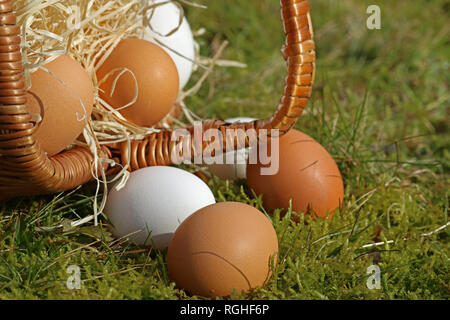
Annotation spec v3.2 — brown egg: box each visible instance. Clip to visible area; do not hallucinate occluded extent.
[96,38,179,127]
[27,55,94,156]
[167,202,278,298]
[247,129,344,219]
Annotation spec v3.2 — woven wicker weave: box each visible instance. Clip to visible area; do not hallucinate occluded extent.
[0,0,315,202]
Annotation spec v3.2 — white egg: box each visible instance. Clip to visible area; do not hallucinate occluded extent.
[104,166,215,249]
[206,117,256,180]
[143,0,195,90]
[225,117,257,123]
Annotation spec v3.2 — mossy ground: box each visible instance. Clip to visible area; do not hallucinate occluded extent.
[0,0,448,299]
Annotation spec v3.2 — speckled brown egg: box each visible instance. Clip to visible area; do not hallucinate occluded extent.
[27,55,94,156]
[96,38,179,127]
[167,202,278,298]
[247,129,344,219]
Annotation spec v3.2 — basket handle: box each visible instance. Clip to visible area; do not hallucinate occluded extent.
[112,0,316,169]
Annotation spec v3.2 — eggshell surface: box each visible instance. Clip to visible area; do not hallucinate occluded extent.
[27,55,94,156]
[247,129,344,219]
[97,38,179,127]
[205,117,256,180]
[168,202,278,297]
[143,0,195,89]
[105,166,216,249]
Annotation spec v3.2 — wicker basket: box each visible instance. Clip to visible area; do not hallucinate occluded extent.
[0,0,315,202]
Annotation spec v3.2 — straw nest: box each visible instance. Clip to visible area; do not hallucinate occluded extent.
[14,0,243,225]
